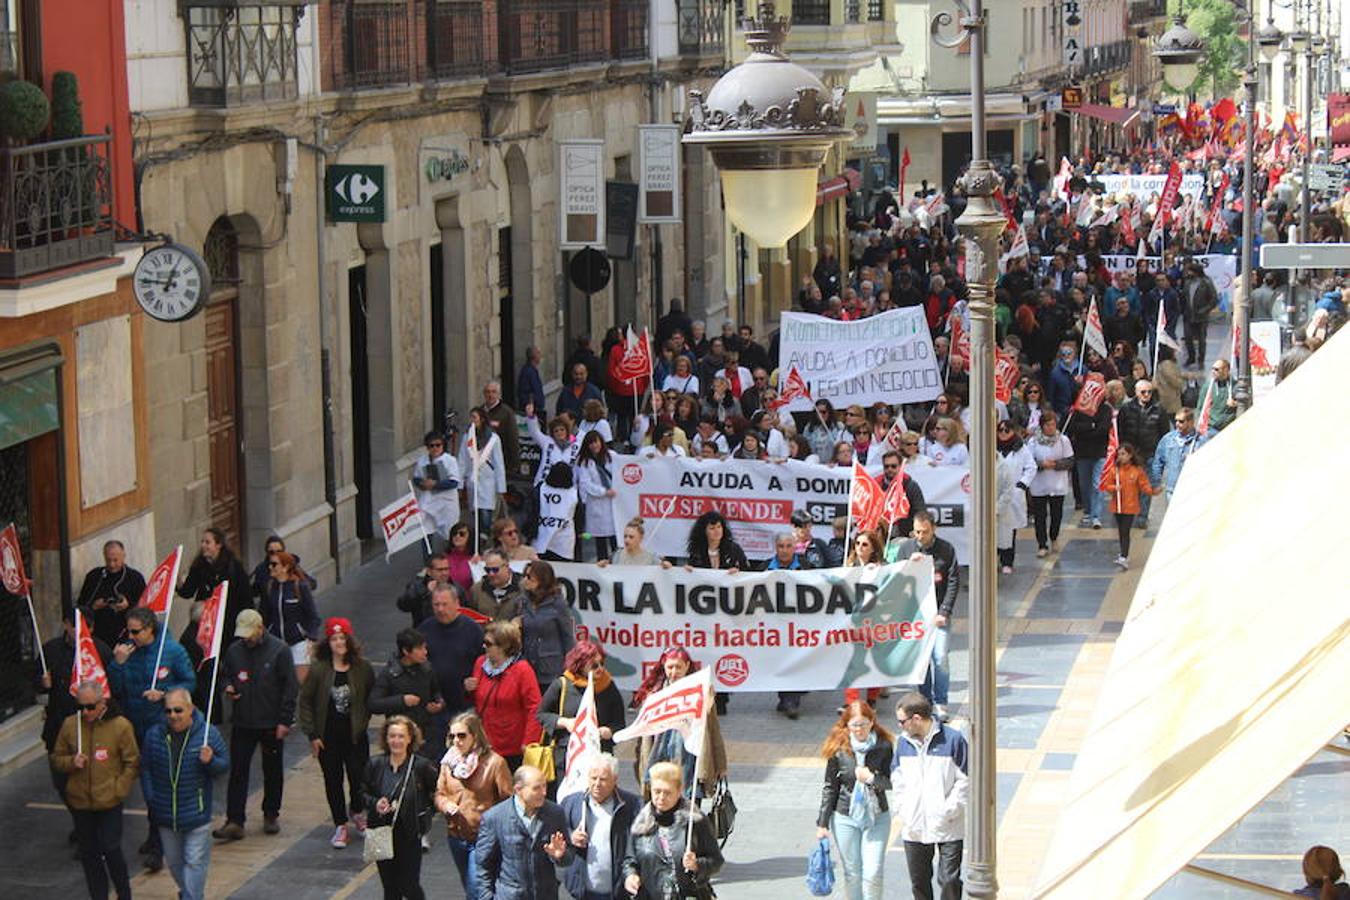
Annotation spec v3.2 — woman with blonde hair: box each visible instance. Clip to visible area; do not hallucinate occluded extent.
[621,761,723,900]
[490,517,538,562]
[434,711,512,897]
[361,716,439,900]
[926,417,969,467]
[814,701,894,900]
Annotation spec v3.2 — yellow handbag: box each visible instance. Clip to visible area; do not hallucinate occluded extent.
[521,678,567,781]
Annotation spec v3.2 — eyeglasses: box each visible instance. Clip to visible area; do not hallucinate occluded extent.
[902,441,919,447]
[483,566,501,574]
[450,732,471,741]
[884,464,899,471]
[1137,388,1152,394]
[78,702,100,711]
[268,562,283,569]
[165,707,187,715]
[501,528,518,536]
[427,442,444,449]
[483,640,497,648]
[126,627,143,636]
[1174,418,1188,425]
[846,720,871,730]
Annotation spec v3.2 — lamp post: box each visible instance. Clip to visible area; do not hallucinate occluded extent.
[930,1,1003,897]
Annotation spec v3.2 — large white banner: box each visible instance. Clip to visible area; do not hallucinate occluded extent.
[1093,172,1205,198]
[611,454,971,561]
[777,308,943,412]
[549,560,938,693]
[1050,254,1238,304]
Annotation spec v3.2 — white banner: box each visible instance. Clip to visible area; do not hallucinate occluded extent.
[379,491,427,559]
[549,561,938,693]
[777,308,943,412]
[1054,254,1238,302]
[1250,320,1282,403]
[1093,172,1205,198]
[637,125,681,224]
[559,140,605,248]
[610,453,970,561]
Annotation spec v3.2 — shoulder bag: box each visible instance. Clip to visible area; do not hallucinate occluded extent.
[521,678,567,781]
[363,758,415,864]
[708,776,737,847]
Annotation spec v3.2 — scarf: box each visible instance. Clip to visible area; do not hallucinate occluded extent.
[724,366,742,398]
[441,744,480,780]
[482,654,519,678]
[564,668,613,693]
[849,731,877,759]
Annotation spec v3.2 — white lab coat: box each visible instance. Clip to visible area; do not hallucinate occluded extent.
[413,450,461,539]
[458,431,506,511]
[576,459,617,538]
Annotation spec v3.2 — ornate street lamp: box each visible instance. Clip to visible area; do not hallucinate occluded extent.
[1257,18,1284,62]
[682,3,852,248]
[1154,14,1206,92]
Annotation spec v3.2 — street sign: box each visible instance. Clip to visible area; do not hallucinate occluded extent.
[1062,87,1084,110]
[1063,0,1081,27]
[1307,163,1347,192]
[326,165,385,223]
[1063,36,1083,68]
[1259,243,1350,269]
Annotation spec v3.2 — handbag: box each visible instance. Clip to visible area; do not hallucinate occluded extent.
[363,757,415,864]
[521,678,567,781]
[707,777,737,847]
[805,836,836,896]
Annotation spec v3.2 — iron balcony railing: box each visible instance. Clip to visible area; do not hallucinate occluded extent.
[339,0,413,88]
[427,0,488,78]
[1085,39,1132,76]
[498,0,607,75]
[612,0,649,60]
[183,1,304,107]
[0,135,114,280]
[677,0,725,57]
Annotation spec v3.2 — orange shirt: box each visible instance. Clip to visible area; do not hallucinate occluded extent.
[1102,462,1157,515]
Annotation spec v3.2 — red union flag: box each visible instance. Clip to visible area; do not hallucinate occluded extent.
[0,523,29,596]
[1083,299,1108,359]
[613,667,712,754]
[195,581,229,661]
[1156,162,1184,226]
[139,546,182,614]
[882,470,911,524]
[71,609,110,698]
[1072,372,1108,416]
[850,461,886,533]
[379,491,425,559]
[616,326,653,383]
[556,675,602,802]
[769,366,811,410]
[1098,413,1120,494]
[995,352,1020,404]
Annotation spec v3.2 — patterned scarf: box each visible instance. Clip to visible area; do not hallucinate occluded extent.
[441,744,479,780]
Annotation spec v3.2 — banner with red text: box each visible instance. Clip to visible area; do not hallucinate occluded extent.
[550,560,937,692]
[610,454,971,560]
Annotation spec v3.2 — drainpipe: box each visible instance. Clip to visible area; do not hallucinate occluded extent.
[314,116,341,580]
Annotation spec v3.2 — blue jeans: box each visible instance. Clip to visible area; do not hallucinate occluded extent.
[447,835,478,897]
[1075,458,1105,520]
[921,626,951,706]
[831,809,891,900]
[160,822,212,900]
[1137,457,1157,521]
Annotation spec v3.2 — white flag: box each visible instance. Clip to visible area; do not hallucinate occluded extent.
[613,667,712,757]
[379,491,425,559]
[1084,299,1108,359]
[556,674,603,802]
[1156,302,1181,351]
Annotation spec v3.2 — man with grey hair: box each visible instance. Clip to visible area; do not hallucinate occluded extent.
[560,754,641,900]
[51,680,140,899]
[476,765,574,899]
[1116,378,1168,528]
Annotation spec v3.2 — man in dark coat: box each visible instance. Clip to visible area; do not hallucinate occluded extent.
[476,766,574,900]
[559,755,641,900]
[76,540,146,647]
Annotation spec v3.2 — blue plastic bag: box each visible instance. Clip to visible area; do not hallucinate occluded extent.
[806,836,836,896]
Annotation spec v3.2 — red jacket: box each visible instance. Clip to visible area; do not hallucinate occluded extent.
[470,656,542,757]
[1101,462,1157,515]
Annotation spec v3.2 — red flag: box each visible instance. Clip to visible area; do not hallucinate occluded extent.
[460,606,490,625]
[139,546,183,614]
[71,609,110,698]
[1205,172,1231,234]
[882,470,912,524]
[995,352,1020,404]
[1072,373,1108,416]
[850,461,886,533]
[899,146,912,200]
[769,365,811,410]
[993,186,1019,229]
[1097,413,1119,493]
[1196,379,1215,436]
[0,523,30,596]
[195,582,230,660]
[616,326,653,383]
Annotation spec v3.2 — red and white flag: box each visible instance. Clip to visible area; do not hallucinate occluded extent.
[0,523,30,596]
[556,673,602,802]
[379,491,426,560]
[882,470,912,524]
[882,420,908,453]
[1206,172,1231,235]
[1097,413,1120,493]
[849,461,886,533]
[139,546,183,614]
[769,365,811,410]
[195,581,230,661]
[999,225,1029,272]
[994,351,1020,404]
[613,667,713,755]
[1083,299,1108,358]
[1156,301,1181,352]
[924,192,948,218]
[616,326,653,384]
[71,608,110,698]
[1072,373,1108,416]
[1196,379,1216,436]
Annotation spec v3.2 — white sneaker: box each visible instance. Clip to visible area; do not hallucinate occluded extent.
[1092,518,1103,530]
[1114,556,1129,570]
[330,825,348,849]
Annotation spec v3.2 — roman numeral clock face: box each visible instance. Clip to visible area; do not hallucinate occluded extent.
[133,243,212,322]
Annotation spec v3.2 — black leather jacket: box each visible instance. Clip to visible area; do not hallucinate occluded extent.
[622,800,723,900]
[816,740,894,828]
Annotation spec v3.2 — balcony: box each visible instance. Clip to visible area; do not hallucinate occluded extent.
[427,0,489,79]
[612,0,648,61]
[338,0,412,89]
[1084,39,1132,77]
[498,0,606,75]
[1128,0,1168,25]
[0,136,114,280]
[183,0,305,107]
[677,0,725,58]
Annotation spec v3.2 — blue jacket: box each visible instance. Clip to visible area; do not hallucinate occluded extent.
[559,788,641,899]
[1048,360,1081,419]
[475,797,576,900]
[517,362,546,414]
[1150,427,1204,494]
[109,635,196,741]
[141,711,229,831]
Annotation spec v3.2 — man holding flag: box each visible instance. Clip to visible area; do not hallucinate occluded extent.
[560,753,641,900]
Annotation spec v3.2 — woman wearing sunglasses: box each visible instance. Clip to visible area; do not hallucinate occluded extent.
[435,712,512,898]
[467,621,540,770]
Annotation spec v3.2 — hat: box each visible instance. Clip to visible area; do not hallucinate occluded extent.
[325,617,352,638]
[234,608,264,639]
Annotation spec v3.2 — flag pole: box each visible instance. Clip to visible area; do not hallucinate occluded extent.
[578,670,594,839]
[408,480,434,555]
[74,608,82,756]
[1153,295,1164,375]
[149,546,183,693]
[844,464,856,564]
[25,590,47,676]
[687,684,710,851]
[201,582,228,750]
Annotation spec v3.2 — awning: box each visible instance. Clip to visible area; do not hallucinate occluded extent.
[1333,144,1350,163]
[1032,326,1350,898]
[1072,103,1141,128]
[816,168,862,205]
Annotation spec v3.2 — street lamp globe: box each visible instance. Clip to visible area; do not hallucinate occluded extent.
[1287,27,1310,53]
[1310,34,1325,51]
[1256,19,1283,62]
[1154,15,1206,92]
[682,3,851,248]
